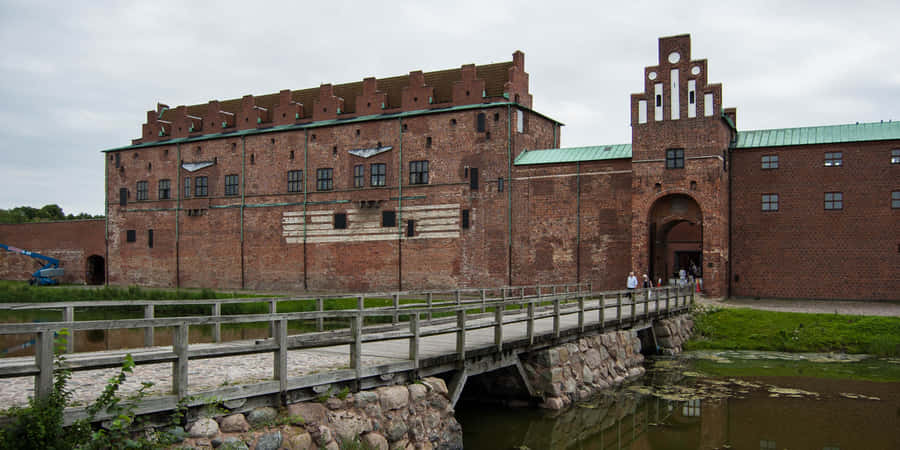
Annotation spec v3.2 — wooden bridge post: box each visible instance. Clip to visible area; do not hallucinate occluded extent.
[316,298,324,332]
[357,295,365,327]
[34,330,54,399]
[455,290,461,306]
[350,311,362,379]
[631,292,637,322]
[268,300,277,337]
[173,324,189,400]
[527,302,535,345]
[63,306,74,353]
[665,288,671,314]
[494,305,504,352]
[409,312,420,367]
[274,318,288,398]
[520,287,525,311]
[599,295,606,330]
[553,298,561,338]
[144,305,155,347]
[427,292,434,322]
[480,289,486,313]
[212,303,221,343]
[578,295,585,332]
[655,289,661,317]
[392,294,400,325]
[456,310,467,360]
[616,293,623,326]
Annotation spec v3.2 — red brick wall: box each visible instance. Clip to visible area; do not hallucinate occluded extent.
[0,220,105,284]
[731,141,900,300]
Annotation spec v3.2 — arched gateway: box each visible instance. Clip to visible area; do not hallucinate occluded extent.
[648,194,702,285]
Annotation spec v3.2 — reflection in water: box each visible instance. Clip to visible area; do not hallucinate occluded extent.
[457,354,900,449]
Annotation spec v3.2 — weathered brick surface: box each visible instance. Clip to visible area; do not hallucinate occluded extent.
[0,220,105,284]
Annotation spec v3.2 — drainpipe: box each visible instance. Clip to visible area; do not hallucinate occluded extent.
[398,118,404,291]
[727,143,734,298]
[240,136,246,289]
[576,161,581,283]
[175,143,181,288]
[303,130,309,290]
[506,105,512,287]
[104,151,109,286]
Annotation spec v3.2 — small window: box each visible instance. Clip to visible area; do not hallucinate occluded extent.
[406,220,415,237]
[289,150,294,160]
[195,176,208,197]
[476,113,486,132]
[370,163,386,187]
[317,168,333,191]
[469,167,479,190]
[761,194,779,211]
[148,229,154,248]
[119,188,128,206]
[761,155,779,169]
[353,165,364,188]
[891,149,900,164]
[516,109,524,133]
[158,179,171,200]
[287,170,303,193]
[498,177,504,192]
[224,174,239,196]
[334,213,347,229]
[136,181,148,201]
[382,211,396,227]
[184,177,191,198]
[493,113,499,122]
[461,209,470,229]
[825,192,843,210]
[409,160,429,185]
[426,136,432,148]
[666,149,685,169]
[891,191,900,209]
[114,153,120,168]
[126,230,136,243]
[825,152,843,167]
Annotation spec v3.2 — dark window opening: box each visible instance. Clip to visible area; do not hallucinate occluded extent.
[288,170,303,192]
[371,163,386,187]
[476,113,486,132]
[158,179,171,200]
[382,211,396,227]
[195,176,208,197]
[451,119,457,127]
[147,162,152,171]
[224,174,239,196]
[333,146,337,155]
[409,160,429,185]
[136,181,148,201]
[494,113,499,122]
[354,164,364,188]
[126,230,136,243]
[115,153,120,168]
[407,220,415,237]
[148,229,154,248]
[426,136,432,148]
[250,153,255,165]
[334,213,347,229]
[655,94,662,107]
[311,134,316,142]
[825,192,843,210]
[485,131,491,140]
[461,209,470,229]
[666,148,685,169]
[290,150,294,160]
[317,168,333,191]
[469,167,479,190]
[689,91,695,104]
[498,177,504,192]
[690,180,697,191]
[119,188,128,206]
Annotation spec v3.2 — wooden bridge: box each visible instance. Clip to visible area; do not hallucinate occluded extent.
[0,284,693,422]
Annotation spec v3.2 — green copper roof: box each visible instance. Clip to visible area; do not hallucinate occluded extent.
[514,144,631,165]
[735,120,900,149]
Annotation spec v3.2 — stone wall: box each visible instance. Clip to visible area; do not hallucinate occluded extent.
[653,314,694,355]
[520,330,647,410]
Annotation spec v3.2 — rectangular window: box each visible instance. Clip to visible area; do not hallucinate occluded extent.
[409,160,429,185]
[825,192,843,210]
[461,209,470,229]
[158,179,171,200]
[406,220,415,237]
[370,163,386,187]
[317,168,333,191]
[184,177,191,198]
[498,177,504,192]
[666,149,685,169]
[704,93,714,117]
[334,212,347,229]
[224,174,239,196]
[136,181,148,201]
[516,109,524,133]
[425,136,432,148]
[195,176,208,197]
[287,170,303,193]
[382,211,396,227]
[892,191,900,209]
[469,167,479,190]
[761,194,779,211]
[148,229,154,248]
[761,155,779,169]
[119,188,128,206]
[825,152,843,167]
[353,164,364,188]
[891,149,900,164]
[654,83,663,121]
[126,229,136,243]
[476,113,486,132]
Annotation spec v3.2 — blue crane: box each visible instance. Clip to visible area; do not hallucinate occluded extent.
[0,244,64,285]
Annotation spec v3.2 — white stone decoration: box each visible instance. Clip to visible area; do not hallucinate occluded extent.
[668,52,680,64]
[691,66,701,75]
[648,71,657,80]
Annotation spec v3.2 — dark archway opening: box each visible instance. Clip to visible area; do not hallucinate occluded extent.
[648,195,702,286]
[86,255,105,285]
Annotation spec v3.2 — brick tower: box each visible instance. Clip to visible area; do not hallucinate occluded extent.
[629,34,734,296]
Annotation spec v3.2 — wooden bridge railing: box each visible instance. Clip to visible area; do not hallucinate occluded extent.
[0,283,693,406]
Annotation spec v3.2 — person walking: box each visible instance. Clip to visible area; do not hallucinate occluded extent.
[626,271,638,298]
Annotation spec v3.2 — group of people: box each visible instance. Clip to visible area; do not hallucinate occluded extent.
[625,271,654,298]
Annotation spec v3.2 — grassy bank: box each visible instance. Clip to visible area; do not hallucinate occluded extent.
[685,306,900,357]
[0,280,253,302]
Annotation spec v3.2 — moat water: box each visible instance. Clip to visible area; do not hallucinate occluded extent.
[456,351,900,450]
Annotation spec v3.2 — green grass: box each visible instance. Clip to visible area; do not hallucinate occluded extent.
[685,306,900,357]
[0,280,259,303]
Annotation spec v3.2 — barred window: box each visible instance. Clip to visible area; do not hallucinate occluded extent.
[825,152,842,167]
[136,181,148,201]
[825,192,843,210]
[126,230,136,243]
[158,179,171,200]
[761,194,779,211]
[287,170,303,193]
[195,176,208,197]
[409,160,429,185]
[666,149,684,169]
[184,177,191,198]
[761,155,779,169]
[317,168,333,191]
[371,163,386,187]
[224,174,239,196]
[353,165,364,188]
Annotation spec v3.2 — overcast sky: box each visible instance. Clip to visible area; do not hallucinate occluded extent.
[1,0,897,216]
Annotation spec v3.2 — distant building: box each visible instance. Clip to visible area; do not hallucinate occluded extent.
[14,34,896,300]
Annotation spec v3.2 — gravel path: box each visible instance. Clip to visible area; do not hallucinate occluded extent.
[696,296,900,317]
